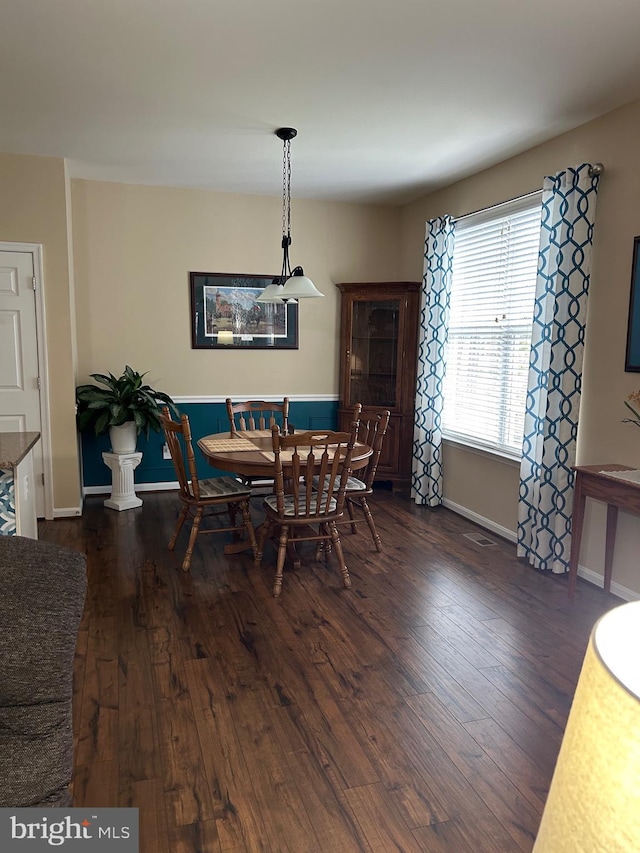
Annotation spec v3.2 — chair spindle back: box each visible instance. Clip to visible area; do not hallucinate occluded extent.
[226,398,290,434]
[160,407,201,501]
[270,423,358,520]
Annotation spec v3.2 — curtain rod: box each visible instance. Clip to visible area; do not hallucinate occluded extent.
[453,163,605,223]
[454,189,541,223]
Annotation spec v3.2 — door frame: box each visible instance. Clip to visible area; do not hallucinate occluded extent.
[0,241,54,519]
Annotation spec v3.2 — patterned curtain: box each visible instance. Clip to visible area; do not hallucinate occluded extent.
[412,216,455,505]
[517,164,601,573]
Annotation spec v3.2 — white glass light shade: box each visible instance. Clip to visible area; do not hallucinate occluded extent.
[216,331,234,345]
[533,600,640,852]
[280,274,324,300]
[256,283,285,304]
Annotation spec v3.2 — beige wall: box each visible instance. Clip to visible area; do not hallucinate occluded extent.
[399,97,640,597]
[71,180,401,396]
[1,157,400,514]
[0,152,80,511]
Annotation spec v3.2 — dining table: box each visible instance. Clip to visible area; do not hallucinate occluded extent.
[197,428,373,480]
[197,428,373,555]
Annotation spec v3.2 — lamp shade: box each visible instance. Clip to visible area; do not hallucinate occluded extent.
[256,283,285,304]
[216,331,234,345]
[533,600,640,852]
[280,274,324,300]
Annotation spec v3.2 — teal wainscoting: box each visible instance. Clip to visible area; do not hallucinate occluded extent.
[79,398,339,489]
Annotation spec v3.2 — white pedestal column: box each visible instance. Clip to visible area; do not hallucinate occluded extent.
[102,451,143,511]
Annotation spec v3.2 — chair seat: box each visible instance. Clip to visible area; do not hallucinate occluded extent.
[198,476,253,499]
[264,493,337,516]
[312,474,367,493]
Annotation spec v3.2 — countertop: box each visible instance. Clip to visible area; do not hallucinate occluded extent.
[0,431,41,469]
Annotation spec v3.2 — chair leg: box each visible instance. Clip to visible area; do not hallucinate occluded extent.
[360,497,382,552]
[228,504,240,541]
[315,524,332,562]
[239,499,258,557]
[255,518,273,568]
[286,532,301,570]
[315,533,325,562]
[273,524,289,597]
[169,506,189,551]
[182,506,203,571]
[346,498,358,534]
[329,522,351,589]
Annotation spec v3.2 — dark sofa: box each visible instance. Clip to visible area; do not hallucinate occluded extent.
[0,535,87,807]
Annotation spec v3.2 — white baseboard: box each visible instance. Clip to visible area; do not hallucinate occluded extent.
[574,565,639,602]
[443,498,639,601]
[442,498,516,543]
[83,480,179,497]
[52,506,83,518]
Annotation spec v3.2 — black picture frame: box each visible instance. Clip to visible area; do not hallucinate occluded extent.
[625,237,640,371]
[189,272,298,350]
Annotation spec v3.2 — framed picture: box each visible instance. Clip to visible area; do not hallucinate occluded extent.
[625,237,640,371]
[189,272,298,350]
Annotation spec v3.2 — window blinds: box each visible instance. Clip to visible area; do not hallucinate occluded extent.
[442,194,542,457]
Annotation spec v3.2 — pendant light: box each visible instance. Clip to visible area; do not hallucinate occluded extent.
[257,127,323,303]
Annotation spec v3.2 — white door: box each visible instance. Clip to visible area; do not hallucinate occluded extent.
[0,250,45,517]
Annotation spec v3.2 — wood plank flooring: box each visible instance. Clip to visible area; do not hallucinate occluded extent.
[38,490,620,852]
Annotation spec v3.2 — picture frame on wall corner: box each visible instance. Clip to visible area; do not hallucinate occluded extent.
[189,271,298,350]
[625,236,640,371]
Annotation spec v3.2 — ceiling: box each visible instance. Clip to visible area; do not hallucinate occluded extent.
[3,0,640,205]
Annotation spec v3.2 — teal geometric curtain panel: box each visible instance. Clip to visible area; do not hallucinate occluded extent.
[0,469,17,535]
[517,164,601,573]
[412,216,455,506]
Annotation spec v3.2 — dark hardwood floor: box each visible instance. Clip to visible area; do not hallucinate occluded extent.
[38,489,620,852]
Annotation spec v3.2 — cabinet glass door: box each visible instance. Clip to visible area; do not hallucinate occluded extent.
[349,299,399,407]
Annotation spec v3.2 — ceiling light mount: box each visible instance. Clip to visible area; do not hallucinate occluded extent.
[257,126,323,303]
[275,127,297,142]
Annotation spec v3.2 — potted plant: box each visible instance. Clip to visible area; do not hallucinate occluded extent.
[623,391,640,430]
[76,365,178,453]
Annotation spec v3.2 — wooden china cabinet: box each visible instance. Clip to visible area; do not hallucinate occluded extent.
[336,281,420,494]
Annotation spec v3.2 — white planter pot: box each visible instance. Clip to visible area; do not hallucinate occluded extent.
[109,422,138,454]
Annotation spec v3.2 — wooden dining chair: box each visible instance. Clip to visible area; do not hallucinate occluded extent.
[160,407,257,571]
[226,398,290,494]
[314,408,390,552]
[226,398,290,434]
[255,423,358,597]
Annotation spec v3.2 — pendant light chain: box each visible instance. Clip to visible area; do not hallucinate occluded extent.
[282,137,292,242]
[255,126,322,302]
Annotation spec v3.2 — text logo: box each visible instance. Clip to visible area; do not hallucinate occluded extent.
[1,809,138,851]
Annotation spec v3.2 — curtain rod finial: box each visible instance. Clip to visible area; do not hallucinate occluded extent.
[590,163,605,177]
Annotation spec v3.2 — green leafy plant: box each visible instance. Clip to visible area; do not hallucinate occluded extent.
[623,391,640,430]
[76,365,178,438]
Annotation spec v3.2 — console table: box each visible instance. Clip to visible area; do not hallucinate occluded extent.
[569,464,640,598]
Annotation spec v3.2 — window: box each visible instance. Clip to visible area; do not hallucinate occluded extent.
[442,193,542,458]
